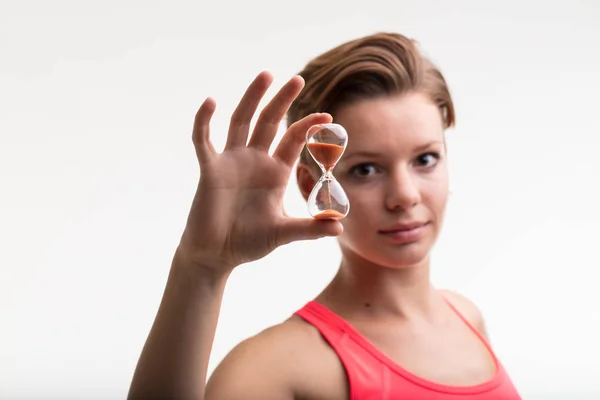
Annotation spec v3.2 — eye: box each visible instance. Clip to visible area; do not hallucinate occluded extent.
[349,163,379,177]
[416,152,440,169]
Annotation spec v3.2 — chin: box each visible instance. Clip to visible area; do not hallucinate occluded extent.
[371,244,432,269]
[339,238,434,270]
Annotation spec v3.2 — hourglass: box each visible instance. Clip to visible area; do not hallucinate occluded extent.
[306,123,350,220]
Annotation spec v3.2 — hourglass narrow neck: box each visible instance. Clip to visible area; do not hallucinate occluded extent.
[320,164,335,178]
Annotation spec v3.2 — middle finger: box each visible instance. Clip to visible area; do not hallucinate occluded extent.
[225,71,274,150]
[247,75,305,152]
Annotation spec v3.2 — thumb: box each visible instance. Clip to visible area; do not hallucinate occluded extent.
[276,217,343,246]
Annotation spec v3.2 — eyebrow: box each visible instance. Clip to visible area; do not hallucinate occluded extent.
[414,140,444,153]
[342,150,380,161]
[342,140,443,161]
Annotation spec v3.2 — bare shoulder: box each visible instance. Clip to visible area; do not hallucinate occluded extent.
[439,289,489,339]
[205,315,346,400]
[205,318,309,399]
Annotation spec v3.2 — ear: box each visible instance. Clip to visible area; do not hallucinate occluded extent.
[296,163,317,202]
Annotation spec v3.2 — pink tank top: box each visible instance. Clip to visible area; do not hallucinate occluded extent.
[295,300,521,399]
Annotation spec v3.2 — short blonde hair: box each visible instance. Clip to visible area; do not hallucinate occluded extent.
[287,32,455,167]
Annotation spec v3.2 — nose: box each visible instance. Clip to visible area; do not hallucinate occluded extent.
[385,167,421,211]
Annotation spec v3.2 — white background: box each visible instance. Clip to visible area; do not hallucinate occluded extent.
[1,0,599,398]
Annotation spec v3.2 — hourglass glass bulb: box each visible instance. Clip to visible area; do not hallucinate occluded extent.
[305,123,350,220]
[306,123,347,172]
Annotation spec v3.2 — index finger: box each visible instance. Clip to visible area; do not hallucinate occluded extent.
[273,113,333,168]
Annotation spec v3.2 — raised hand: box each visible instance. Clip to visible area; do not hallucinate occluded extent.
[176,71,343,273]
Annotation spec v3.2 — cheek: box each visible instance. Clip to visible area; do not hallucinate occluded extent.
[423,175,450,216]
[432,192,449,217]
[340,186,380,229]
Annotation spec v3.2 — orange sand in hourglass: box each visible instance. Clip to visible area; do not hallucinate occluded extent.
[313,209,345,219]
[306,142,346,220]
[307,142,344,171]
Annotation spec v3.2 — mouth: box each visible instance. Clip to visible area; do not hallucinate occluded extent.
[378,221,430,243]
[379,221,429,233]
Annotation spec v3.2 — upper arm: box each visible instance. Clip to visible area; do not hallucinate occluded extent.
[204,326,296,400]
[439,289,490,341]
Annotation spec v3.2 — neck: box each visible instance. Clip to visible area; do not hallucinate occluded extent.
[317,251,439,322]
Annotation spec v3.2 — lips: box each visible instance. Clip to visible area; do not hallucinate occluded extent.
[378,221,429,244]
[379,221,428,233]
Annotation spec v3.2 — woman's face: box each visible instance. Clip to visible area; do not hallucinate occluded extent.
[299,92,449,269]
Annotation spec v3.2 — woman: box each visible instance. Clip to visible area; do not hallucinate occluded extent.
[128,32,522,399]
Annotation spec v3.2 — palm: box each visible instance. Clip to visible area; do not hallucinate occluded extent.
[203,149,289,191]
[197,151,287,261]
[178,72,341,271]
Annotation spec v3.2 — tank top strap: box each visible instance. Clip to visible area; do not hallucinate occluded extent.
[294,300,346,343]
[294,301,387,400]
[439,293,493,348]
